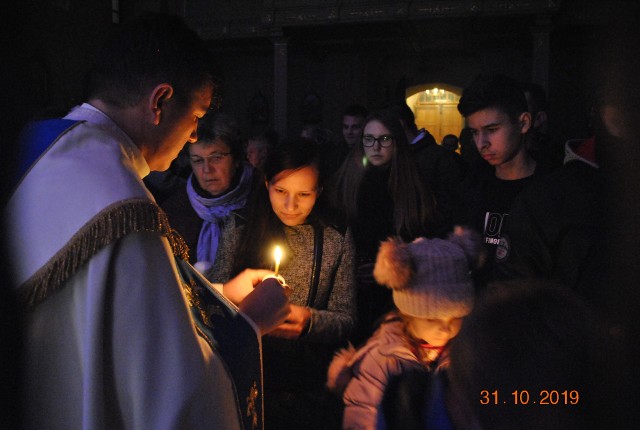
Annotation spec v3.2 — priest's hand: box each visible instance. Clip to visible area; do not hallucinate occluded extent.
[267,304,312,339]
[238,276,291,335]
[222,268,273,305]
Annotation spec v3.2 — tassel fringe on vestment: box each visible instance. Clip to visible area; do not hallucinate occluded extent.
[17,198,189,309]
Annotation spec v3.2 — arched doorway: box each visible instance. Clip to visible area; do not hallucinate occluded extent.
[405,84,464,144]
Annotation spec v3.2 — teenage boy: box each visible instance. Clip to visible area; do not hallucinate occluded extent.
[457,73,546,288]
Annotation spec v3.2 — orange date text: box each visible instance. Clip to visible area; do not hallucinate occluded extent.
[480,389,580,405]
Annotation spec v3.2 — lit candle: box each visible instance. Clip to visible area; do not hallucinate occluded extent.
[274,246,282,277]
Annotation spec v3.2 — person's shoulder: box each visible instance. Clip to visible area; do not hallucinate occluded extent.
[323,219,349,237]
[411,135,441,158]
[353,327,418,379]
[29,118,150,203]
[321,224,355,257]
[420,141,459,163]
[509,163,590,218]
[231,205,252,224]
[371,315,418,360]
[528,158,598,195]
[54,120,126,162]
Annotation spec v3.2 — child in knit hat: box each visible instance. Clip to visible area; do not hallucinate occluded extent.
[327,227,483,430]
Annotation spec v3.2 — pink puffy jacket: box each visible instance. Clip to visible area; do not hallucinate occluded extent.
[327,313,426,430]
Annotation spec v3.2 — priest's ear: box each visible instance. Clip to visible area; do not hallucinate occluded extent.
[149,83,174,125]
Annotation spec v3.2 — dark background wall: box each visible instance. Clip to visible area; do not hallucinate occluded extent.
[9,1,639,146]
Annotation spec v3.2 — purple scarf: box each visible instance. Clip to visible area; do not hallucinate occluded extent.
[187,163,253,267]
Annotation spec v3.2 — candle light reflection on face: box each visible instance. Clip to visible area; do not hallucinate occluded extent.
[274,245,282,276]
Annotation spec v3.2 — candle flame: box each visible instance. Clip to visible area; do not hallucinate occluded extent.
[274,246,282,276]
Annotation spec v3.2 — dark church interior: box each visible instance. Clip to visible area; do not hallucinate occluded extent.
[3,1,640,429]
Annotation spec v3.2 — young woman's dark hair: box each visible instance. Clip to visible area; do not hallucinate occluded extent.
[232,137,324,274]
[332,109,434,240]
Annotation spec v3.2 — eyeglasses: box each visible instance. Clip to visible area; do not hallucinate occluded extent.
[190,152,232,166]
[362,135,394,147]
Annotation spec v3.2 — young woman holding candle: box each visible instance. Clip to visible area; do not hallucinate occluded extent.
[214,138,357,430]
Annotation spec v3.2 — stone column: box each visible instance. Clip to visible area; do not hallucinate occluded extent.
[531,14,552,92]
[273,35,288,138]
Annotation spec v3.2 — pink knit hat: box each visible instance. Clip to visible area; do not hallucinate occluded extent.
[373,228,483,319]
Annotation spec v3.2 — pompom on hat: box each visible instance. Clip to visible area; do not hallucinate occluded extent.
[373,226,484,319]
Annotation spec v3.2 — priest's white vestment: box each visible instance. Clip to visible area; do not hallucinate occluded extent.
[6,104,242,430]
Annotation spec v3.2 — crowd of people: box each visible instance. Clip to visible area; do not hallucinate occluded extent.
[4,10,640,430]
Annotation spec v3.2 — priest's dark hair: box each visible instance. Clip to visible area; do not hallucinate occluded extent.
[86,12,218,108]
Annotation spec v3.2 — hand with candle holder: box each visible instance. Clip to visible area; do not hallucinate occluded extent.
[222,268,291,335]
[254,245,305,338]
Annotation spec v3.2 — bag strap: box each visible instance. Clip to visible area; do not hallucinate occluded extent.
[306,222,323,307]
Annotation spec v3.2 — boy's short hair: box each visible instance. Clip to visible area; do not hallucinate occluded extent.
[520,81,548,114]
[457,73,528,123]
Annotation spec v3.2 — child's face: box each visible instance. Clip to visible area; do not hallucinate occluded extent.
[408,316,465,347]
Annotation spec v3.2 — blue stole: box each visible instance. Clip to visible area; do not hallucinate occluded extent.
[14,118,81,186]
[175,259,264,430]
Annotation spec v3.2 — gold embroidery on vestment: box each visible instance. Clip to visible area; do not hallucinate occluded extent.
[246,381,259,430]
[18,198,190,309]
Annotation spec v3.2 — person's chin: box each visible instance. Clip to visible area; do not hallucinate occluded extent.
[203,180,225,194]
[278,214,302,226]
[429,340,448,347]
[150,160,172,172]
[481,154,499,164]
[368,158,387,166]
[205,187,226,197]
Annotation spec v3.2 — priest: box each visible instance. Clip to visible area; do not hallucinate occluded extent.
[5,13,288,430]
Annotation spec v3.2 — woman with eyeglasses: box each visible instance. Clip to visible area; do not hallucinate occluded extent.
[161,112,260,278]
[329,109,436,346]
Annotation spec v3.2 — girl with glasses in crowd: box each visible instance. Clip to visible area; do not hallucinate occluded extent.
[329,109,436,346]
